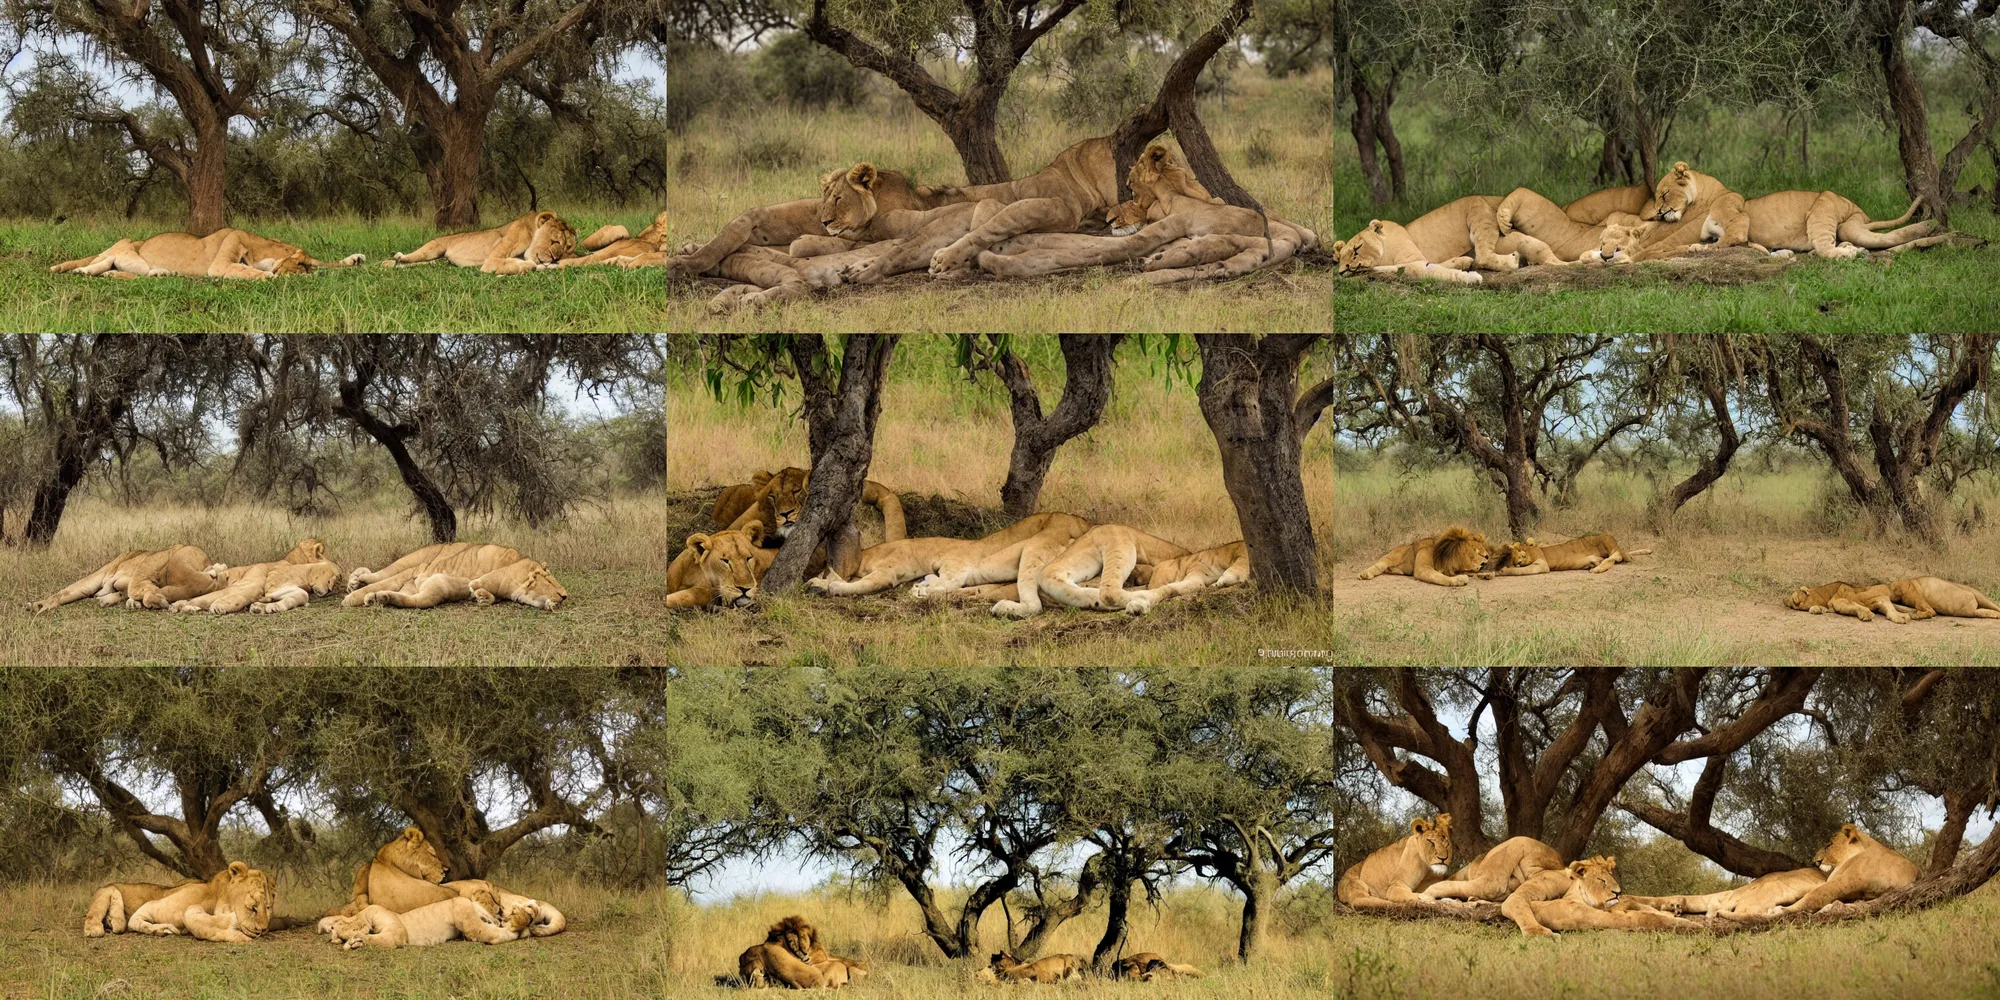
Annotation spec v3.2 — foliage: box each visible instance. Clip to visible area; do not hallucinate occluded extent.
[751,31,864,110]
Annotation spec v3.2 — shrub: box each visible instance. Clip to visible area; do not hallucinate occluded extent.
[751,32,863,111]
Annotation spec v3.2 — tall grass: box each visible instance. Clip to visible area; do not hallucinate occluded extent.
[0,214,668,333]
[0,497,668,666]
[667,70,1334,333]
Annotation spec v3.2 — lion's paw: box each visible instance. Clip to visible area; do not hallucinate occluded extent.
[1122,595,1154,616]
[1884,609,1909,624]
[250,602,279,614]
[929,242,979,274]
[1768,248,1794,258]
[909,577,953,599]
[990,600,1031,619]
[1835,243,1865,259]
[473,589,496,605]
[805,576,833,595]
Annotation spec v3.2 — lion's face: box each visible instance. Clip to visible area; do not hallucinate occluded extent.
[1784,586,1814,611]
[761,468,809,539]
[1814,824,1867,871]
[1566,856,1620,909]
[299,561,342,597]
[220,861,274,936]
[380,826,448,882]
[1106,198,1150,235]
[819,163,882,237]
[768,916,817,962]
[1411,813,1452,874]
[1334,220,1419,274]
[529,213,577,263]
[516,565,569,610]
[1487,539,1540,571]
[271,250,314,275]
[1593,221,1651,263]
[1434,532,1490,575]
[1650,162,1699,222]
[684,523,767,607]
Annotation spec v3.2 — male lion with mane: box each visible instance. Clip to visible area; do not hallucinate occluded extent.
[738,915,828,988]
[1357,527,1491,587]
[383,211,576,273]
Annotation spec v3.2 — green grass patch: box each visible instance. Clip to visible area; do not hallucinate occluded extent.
[0,215,668,332]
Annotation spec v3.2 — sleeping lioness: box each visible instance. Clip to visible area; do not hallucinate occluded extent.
[383,211,577,273]
[52,230,365,278]
[1786,577,2000,623]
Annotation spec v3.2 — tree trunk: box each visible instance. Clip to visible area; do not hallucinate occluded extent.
[183,117,229,235]
[946,102,1012,185]
[1091,874,1133,971]
[764,335,898,592]
[1876,9,1950,224]
[1194,334,1323,597]
[991,335,1122,517]
[335,359,458,543]
[1929,787,1983,873]
[1110,0,1259,207]
[424,110,490,229]
[1374,72,1405,199]
[1348,76,1390,204]
[1236,868,1275,962]
[24,433,91,546]
[1658,338,1742,525]
[1551,670,1706,860]
[1616,755,1810,877]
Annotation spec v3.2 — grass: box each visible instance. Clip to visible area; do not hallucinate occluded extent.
[1,497,669,666]
[1333,90,2000,332]
[666,338,1335,666]
[667,70,1334,332]
[1333,461,2000,666]
[12,877,1999,999]
[0,214,668,332]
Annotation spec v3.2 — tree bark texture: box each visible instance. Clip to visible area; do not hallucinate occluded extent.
[986,334,1123,517]
[763,335,898,592]
[334,341,458,543]
[1659,336,1743,523]
[1111,0,1260,208]
[1193,334,1324,597]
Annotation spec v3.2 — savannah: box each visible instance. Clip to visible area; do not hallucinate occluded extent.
[666,333,1335,666]
[1327,334,2000,666]
[0,334,666,667]
[1332,0,2000,333]
[666,0,1333,332]
[0,1,664,332]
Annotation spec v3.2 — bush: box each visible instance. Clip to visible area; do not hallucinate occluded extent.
[668,41,750,132]
[751,33,863,111]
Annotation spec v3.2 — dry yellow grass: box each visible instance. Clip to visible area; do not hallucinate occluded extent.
[667,343,1335,666]
[1,496,669,666]
[666,69,1333,332]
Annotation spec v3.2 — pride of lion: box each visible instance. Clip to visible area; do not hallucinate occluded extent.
[660,137,1317,311]
[669,467,1249,617]
[1336,160,1955,283]
[1354,525,1997,627]
[50,211,661,279]
[29,540,567,614]
[1339,814,1919,935]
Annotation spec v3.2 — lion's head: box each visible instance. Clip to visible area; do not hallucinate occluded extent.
[1814,824,1872,872]
[1785,582,1855,611]
[298,561,343,597]
[1106,198,1151,235]
[271,249,315,275]
[1591,220,1653,263]
[1650,161,1700,222]
[636,210,669,246]
[218,861,275,936]
[376,826,448,883]
[820,163,885,238]
[681,522,768,607]
[766,915,817,962]
[1565,855,1621,909]
[1334,220,1422,274]
[463,884,503,918]
[475,561,569,611]
[284,539,328,564]
[529,212,577,263]
[1485,538,1542,573]
[1410,813,1453,875]
[1432,527,1490,576]
[758,468,810,540]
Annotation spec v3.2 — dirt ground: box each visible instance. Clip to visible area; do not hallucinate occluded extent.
[1333,534,2000,666]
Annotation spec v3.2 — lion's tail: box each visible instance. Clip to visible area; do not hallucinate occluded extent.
[1866,197,1925,231]
[863,480,906,542]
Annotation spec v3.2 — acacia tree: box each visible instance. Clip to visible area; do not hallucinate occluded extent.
[958,335,1124,517]
[1863,0,2000,226]
[1192,334,1330,597]
[300,0,604,227]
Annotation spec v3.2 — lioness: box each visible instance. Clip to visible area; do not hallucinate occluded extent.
[808,512,1092,599]
[361,558,568,611]
[1561,184,1653,225]
[1493,187,1649,263]
[31,544,227,613]
[169,539,339,615]
[324,827,566,938]
[711,467,907,547]
[1776,824,1919,914]
[1357,527,1491,587]
[383,211,576,273]
[326,896,527,950]
[1112,953,1204,980]
[924,135,1125,274]
[544,210,669,268]
[1624,161,1751,261]
[1737,192,1944,258]
[1421,835,1563,904]
[1027,526,1248,618]
[344,543,550,607]
[1624,867,1827,918]
[975,142,1317,282]
[668,166,962,278]
[52,230,365,278]
[739,915,827,989]
[1498,855,1697,936]
[89,861,274,942]
[1337,813,1453,909]
[1333,195,1569,285]
[982,951,1084,984]
[1480,534,1654,576]
[807,162,1013,285]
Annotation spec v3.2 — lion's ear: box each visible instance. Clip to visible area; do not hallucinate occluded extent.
[1435,812,1451,826]
[1370,220,1386,233]
[849,163,880,190]
[750,471,774,488]
[1673,161,1690,175]
[229,861,250,876]
[1567,861,1588,877]
[687,533,712,556]
[741,521,766,545]
[1411,817,1430,834]
[402,827,424,842]
[1840,823,1858,836]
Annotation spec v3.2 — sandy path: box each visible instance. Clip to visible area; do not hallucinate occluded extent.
[1333,537,2000,666]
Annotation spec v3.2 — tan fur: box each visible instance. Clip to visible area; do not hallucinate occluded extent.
[1104,142,1224,235]
[1493,187,1647,262]
[976,143,1317,283]
[1481,534,1653,576]
[325,897,522,950]
[1562,184,1653,225]
[1776,825,1919,913]
[51,229,363,278]
[1735,191,1942,258]
[667,168,960,278]
[322,828,564,937]
[739,915,827,989]
[1338,813,1454,909]
[711,467,908,545]
[1624,867,1827,917]
[344,543,543,606]
[1422,836,1564,904]
[84,880,198,937]
[108,861,274,943]
[384,212,577,273]
[985,952,1084,983]
[925,135,1125,274]
[1785,581,1914,623]
[1334,195,1569,284]
[807,512,1092,599]
[168,540,339,615]
[362,558,568,611]
[1499,856,1698,936]
[1358,527,1491,587]
[668,522,778,609]
[1628,162,1750,261]
[1112,953,1203,980]
[547,210,670,268]
[1028,526,1247,618]
[31,544,226,612]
